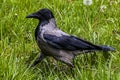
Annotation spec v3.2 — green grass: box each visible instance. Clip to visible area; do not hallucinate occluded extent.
[0,0,120,80]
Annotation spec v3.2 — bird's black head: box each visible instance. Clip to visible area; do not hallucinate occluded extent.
[26,8,54,21]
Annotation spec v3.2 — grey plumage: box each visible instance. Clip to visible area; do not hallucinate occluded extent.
[26,8,114,68]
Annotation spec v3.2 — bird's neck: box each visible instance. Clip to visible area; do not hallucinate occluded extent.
[49,18,56,26]
[35,18,57,40]
[39,20,49,27]
[39,18,57,29]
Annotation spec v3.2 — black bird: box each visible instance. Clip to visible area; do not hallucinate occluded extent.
[26,8,114,68]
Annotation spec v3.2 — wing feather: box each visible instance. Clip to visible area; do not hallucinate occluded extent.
[44,34,100,51]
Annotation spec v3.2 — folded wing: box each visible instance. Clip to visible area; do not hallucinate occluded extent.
[44,34,101,51]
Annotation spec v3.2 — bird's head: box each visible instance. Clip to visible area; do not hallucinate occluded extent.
[26,8,54,21]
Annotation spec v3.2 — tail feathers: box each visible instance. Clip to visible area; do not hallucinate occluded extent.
[99,45,115,51]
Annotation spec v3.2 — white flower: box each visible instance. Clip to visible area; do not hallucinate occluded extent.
[14,13,18,17]
[100,5,107,12]
[83,0,93,6]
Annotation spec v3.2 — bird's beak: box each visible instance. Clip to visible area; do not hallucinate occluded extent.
[26,14,35,18]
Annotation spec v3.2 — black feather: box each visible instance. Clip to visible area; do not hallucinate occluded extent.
[44,34,102,51]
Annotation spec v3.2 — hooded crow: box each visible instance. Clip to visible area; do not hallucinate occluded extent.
[26,8,114,68]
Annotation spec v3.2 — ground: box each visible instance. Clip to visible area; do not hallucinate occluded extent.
[0,0,120,80]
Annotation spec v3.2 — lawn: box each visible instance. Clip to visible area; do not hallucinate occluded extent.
[0,0,120,80]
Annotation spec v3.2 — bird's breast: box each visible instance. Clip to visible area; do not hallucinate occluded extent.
[36,38,59,56]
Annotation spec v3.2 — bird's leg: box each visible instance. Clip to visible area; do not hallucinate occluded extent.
[31,53,45,67]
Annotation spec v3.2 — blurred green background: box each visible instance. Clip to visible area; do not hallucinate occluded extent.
[0,0,120,80]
